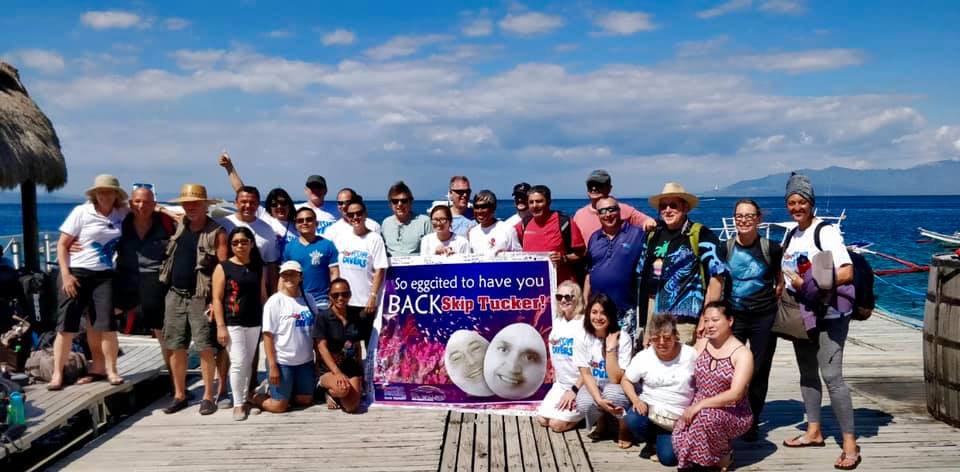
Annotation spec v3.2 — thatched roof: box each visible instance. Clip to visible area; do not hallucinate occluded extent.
[0,61,66,190]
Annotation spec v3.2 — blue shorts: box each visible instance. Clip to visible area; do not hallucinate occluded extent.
[269,361,317,402]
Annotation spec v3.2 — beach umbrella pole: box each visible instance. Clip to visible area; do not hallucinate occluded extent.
[20,180,39,272]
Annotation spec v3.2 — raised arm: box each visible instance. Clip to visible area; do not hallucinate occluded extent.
[218,152,245,193]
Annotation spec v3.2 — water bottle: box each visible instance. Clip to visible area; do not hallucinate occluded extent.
[8,391,26,425]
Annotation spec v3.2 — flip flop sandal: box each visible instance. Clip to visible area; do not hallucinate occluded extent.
[76,373,108,385]
[108,377,125,386]
[46,382,64,391]
[834,446,862,470]
[783,435,826,448]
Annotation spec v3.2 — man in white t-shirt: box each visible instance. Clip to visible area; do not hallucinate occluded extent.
[468,190,521,257]
[216,186,280,283]
[504,182,531,227]
[324,189,381,245]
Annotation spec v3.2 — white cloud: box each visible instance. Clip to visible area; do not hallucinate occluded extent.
[462,18,493,37]
[697,0,753,19]
[676,36,729,57]
[170,49,226,70]
[163,18,190,31]
[429,126,498,147]
[364,34,452,60]
[3,49,66,74]
[499,12,565,35]
[81,11,143,30]
[322,29,356,46]
[759,0,808,15]
[593,11,656,36]
[730,49,866,73]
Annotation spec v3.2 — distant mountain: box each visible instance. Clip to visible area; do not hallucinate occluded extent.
[716,160,960,196]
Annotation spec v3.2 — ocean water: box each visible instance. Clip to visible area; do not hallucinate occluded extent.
[2,195,959,321]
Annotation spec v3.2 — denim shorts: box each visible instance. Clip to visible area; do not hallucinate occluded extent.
[269,361,317,402]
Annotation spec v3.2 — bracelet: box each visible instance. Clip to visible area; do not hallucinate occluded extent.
[605,347,617,353]
[570,385,579,394]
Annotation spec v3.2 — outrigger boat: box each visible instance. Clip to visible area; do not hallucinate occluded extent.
[918,227,960,247]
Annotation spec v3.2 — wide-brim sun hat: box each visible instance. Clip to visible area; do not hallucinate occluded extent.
[169,183,217,204]
[85,174,128,201]
[648,182,699,211]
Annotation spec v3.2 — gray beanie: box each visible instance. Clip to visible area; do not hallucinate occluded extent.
[785,172,815,205]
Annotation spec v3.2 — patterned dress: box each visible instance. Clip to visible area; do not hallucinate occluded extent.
[672,347,753,469]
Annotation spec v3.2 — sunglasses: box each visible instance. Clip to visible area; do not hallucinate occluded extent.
[337,200,353,206]
[345,211,364,219]
[473,203,494,210]
[132,182,155,191]
[390,197,411,205]
[555,294,575,302]
[295,217,316,224]
[231,239,252,247]
[659,201,683,211]
[330,291,352,299]
[270,199,289,208]
[587,184,608,193]
[449,189,471,197]
[597,206,620,215]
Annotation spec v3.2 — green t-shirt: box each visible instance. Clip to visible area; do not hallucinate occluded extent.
[380,214,432,257]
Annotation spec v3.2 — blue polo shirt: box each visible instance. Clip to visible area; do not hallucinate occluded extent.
[282,236,339,308]
[587,222,646,312]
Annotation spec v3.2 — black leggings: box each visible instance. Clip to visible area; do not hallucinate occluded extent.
[731,309,777,426]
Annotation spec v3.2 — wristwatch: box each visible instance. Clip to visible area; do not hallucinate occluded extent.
[570,385,579,394]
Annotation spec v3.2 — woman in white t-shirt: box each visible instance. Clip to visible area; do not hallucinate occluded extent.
[620,314,696,465]
[49,175,130,391]
[779,173,860,470]
[536,280,586,432]
[573,293,634,443]
[468,190,521,257]
[335,200,388,314]
[420,205,471,256]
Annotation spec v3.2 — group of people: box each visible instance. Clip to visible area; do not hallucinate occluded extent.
[47,153,862,470]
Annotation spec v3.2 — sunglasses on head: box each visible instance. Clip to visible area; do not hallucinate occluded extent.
[597,206,619,215]
[295,216,316,224]
[330,291,352,299]
[132,182,155,191]
[555,294,575,302]
[450,189,471,197]
[390,197,411,205]
[659,201,683,211]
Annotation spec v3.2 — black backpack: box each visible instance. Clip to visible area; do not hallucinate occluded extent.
[783,222,876,320]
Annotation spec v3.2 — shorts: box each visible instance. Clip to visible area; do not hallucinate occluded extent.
[536,383,584,423]
[57,268,117,333]
[114,271,167,331]
[162,288,213,351]
[270,361,317,402]
[319,356,364,379]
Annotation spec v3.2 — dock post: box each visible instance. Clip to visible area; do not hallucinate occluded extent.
[10,239,21,270]
[43,233,52,272]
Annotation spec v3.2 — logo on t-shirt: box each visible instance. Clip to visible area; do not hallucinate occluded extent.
[341,250,369,268]
[590,359,608,379]
[289,309,315,328]
[550,337,574,357]
[310,249,323,266]
[91,237,120,266]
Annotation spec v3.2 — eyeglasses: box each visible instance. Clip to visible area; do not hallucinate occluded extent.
[555,294,575,302]
[337,200,353,207]
[231,239,252,247]
[330,291,352,299]
[431,217,450,224]
[270,199,289,208]
[450,189,471,197]
[597,206,620,215]
[650,335,675,344]
[473,203,494,210]
[345,211,364,219]
[390,198,411,205]
[659,201,682,211]
[734,213,758,221]
[295,217,316,224]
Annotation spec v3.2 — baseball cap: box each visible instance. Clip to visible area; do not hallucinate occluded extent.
[279,260,302,274]
[512,182,531,199]
[586,170,611,186]
[305,175,327,191]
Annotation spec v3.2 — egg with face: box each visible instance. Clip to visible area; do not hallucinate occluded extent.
[483,323,547,400]
[444,330,493,397]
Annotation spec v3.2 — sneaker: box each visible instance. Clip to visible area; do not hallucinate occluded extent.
[199,399,217,415]
[639,443,656,460]
[254,379,270,396]
[232,406,248,421]
[162,397,189,415]
[218,397,233,409]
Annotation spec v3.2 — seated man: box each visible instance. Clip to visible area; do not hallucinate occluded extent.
[253,261,318,413]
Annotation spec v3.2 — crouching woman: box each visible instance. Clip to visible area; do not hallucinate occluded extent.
[314,278,372,413]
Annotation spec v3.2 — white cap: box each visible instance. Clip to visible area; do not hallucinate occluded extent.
[279,260,302,274]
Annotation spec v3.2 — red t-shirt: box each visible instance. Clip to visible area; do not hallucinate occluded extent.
[515,212,586,282]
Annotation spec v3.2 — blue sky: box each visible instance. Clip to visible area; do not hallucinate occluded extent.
[2,1,958,200]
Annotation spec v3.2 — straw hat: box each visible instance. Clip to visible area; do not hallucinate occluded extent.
[648,182,699,211]
[169,183,215,204]
[85,174,128,201]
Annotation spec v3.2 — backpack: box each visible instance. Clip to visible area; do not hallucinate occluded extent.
[725,237,771,267]
[783,222,876,321]
[646,222,707,289]
[24,332,87,384]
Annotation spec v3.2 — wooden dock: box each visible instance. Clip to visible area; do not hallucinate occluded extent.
[2,335,166,466]
[52,314,960,471]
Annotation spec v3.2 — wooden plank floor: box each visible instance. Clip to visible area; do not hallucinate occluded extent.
[1,335,166,460]
[585,313,960,471]
[53,314,960,471]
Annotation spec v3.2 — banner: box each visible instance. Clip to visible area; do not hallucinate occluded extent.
[373,254,556,410]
